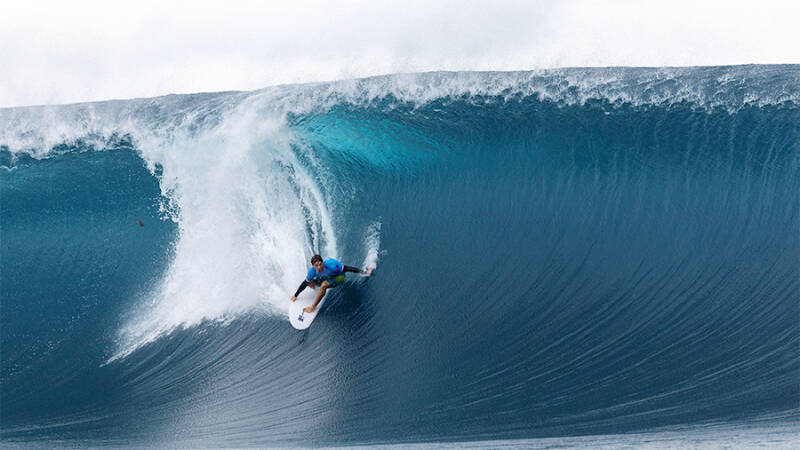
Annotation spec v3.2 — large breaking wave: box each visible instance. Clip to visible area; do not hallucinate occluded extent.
[1,66,798,446]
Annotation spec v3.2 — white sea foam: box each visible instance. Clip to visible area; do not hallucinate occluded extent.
[108,102,337,361]
[349,420,800,449]
[363,220,382,271]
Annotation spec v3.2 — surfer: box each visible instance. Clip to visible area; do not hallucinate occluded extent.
[291,254,374,313]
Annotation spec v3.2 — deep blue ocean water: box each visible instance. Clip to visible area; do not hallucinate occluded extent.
[1,66,798,447]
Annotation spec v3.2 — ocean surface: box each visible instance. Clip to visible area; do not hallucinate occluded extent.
[1,66,798,447]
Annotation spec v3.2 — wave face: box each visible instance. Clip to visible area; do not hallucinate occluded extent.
[1,66,799,446]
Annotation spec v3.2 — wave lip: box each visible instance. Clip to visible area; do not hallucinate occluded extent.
[3,65,799,156]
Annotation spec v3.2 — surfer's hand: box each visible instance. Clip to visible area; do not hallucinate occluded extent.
[303,305,316,313]
[290,296,297,302]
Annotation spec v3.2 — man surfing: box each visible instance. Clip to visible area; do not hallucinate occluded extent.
[291,254,374,313]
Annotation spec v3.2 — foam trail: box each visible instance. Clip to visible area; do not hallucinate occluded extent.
[363,220,382,271]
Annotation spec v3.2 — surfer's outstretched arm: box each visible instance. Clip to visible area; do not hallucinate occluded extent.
[343,265,364,274]
[345,265,375,276]
[344,265,375,275]
[291,280,314,301]
[344,265,374,276]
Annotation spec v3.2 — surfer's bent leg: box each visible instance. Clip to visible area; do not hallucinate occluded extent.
[312,281,330,306]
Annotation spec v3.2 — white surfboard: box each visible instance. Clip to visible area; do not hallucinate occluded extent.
[289,267,374,329]
[289,287,326,330]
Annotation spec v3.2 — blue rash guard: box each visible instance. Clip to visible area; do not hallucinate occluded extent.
[293,258,363,297]
[306,258,345,284]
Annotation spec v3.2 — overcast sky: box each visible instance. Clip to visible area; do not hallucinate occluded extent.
[2,0,798,107]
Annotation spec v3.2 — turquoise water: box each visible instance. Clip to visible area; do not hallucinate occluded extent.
[1,66,798,446]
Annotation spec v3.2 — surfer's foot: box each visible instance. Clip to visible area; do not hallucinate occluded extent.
[303,305,316,313]
[365,267,375,276]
